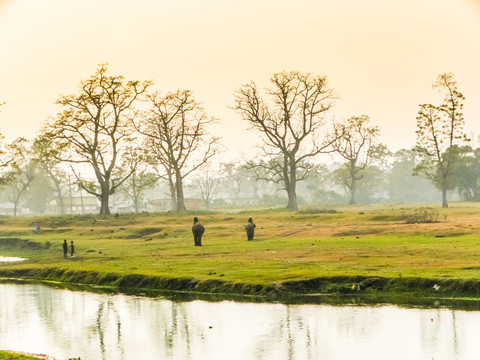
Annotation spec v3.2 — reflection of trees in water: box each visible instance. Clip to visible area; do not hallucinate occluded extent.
[181,305,192,359]
[1,284,477,359]
[96,301,106,359]
[92,299,126,360]
[29,288,127,359]
[452,311,458,356]
[420,309,460,359]
[112,297,196,359]
[164,302,177,349]
[252,305,317,360]
[24,286,127,359]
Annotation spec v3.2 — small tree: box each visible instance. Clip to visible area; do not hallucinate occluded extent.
[330,115,379,204]
[453,147,480,201]
[32,135,70,214]
[117,145,159,213]
[2,138,36,216]
[414,73,469,208]
[190,165,220,209]
[220,162,244,203]
[387,148,440,203]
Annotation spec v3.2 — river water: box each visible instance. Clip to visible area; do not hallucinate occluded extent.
[1,283,480,360]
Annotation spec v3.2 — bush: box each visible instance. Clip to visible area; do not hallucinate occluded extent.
[298,208,338,214]
[405,207,439,224]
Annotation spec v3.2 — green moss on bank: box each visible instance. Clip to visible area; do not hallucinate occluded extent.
[2,267,480,303]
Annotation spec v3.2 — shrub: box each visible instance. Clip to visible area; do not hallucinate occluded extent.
[404,207,439,224]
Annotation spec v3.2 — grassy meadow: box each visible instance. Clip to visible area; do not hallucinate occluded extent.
[1,204,480,298]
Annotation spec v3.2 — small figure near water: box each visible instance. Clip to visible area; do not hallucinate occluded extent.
[192,216,205,246]
[70,241,75,258]
[245,217,256,241]
[63,239,68,258]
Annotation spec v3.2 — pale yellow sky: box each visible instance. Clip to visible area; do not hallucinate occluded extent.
[0,0,479,161]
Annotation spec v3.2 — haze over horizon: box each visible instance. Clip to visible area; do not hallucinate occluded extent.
[1,0,479,163]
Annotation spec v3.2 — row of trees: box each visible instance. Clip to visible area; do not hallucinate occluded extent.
[0,138,478,216]
[0,67,472,214]
[192,145,480,209]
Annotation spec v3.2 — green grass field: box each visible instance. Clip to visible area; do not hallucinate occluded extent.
[1,204,480,297]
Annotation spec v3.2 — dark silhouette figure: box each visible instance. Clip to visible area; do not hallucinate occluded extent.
[192,216,205,246]
[70,241,75,257]
[63,239,68,258]
[245,217,256,241]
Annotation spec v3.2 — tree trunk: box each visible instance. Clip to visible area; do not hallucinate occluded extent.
[348,160,357,205]
[167,174,176,211]
[53,180,66,214]
[56,196,65,215]
[134,198,139,213]
[349,178,356,205]
[286,161,298,211]
[175,174,186,211]
[442,187,448,208]
[286,190,298,210]
[133,179,139,213]
[99,185,111,214]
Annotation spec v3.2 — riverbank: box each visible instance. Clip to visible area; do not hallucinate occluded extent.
[0,350,52,359]
[2,268,480,308]
[1,205,480,304]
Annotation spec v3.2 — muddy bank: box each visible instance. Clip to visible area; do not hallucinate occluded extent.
[1,267,480,307]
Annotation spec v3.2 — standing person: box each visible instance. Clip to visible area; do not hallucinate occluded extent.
[192,216,205,246]
[245,217,256,241]
[63,239,68,258]
[70,241,75,258]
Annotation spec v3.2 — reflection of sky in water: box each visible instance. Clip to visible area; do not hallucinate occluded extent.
[1,284,480,359]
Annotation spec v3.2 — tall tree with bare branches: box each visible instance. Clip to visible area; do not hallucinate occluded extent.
[41,64,151,214]
[233,71,337,210]
[414,73,469,208]
[134,90,220,211]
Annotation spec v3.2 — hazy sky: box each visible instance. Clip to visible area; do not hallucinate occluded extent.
[0,0,479,162]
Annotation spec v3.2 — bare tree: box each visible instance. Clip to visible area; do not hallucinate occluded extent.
[233,71,337,210]
[414,73,469,208]
[41,64,151,214]
[134,90,220,211]
[117,145,159,213]
[220,162,244,203]
[190,165,220,209]
[330,115,379,204]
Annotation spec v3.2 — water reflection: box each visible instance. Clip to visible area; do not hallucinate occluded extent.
[1,283,480,359]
